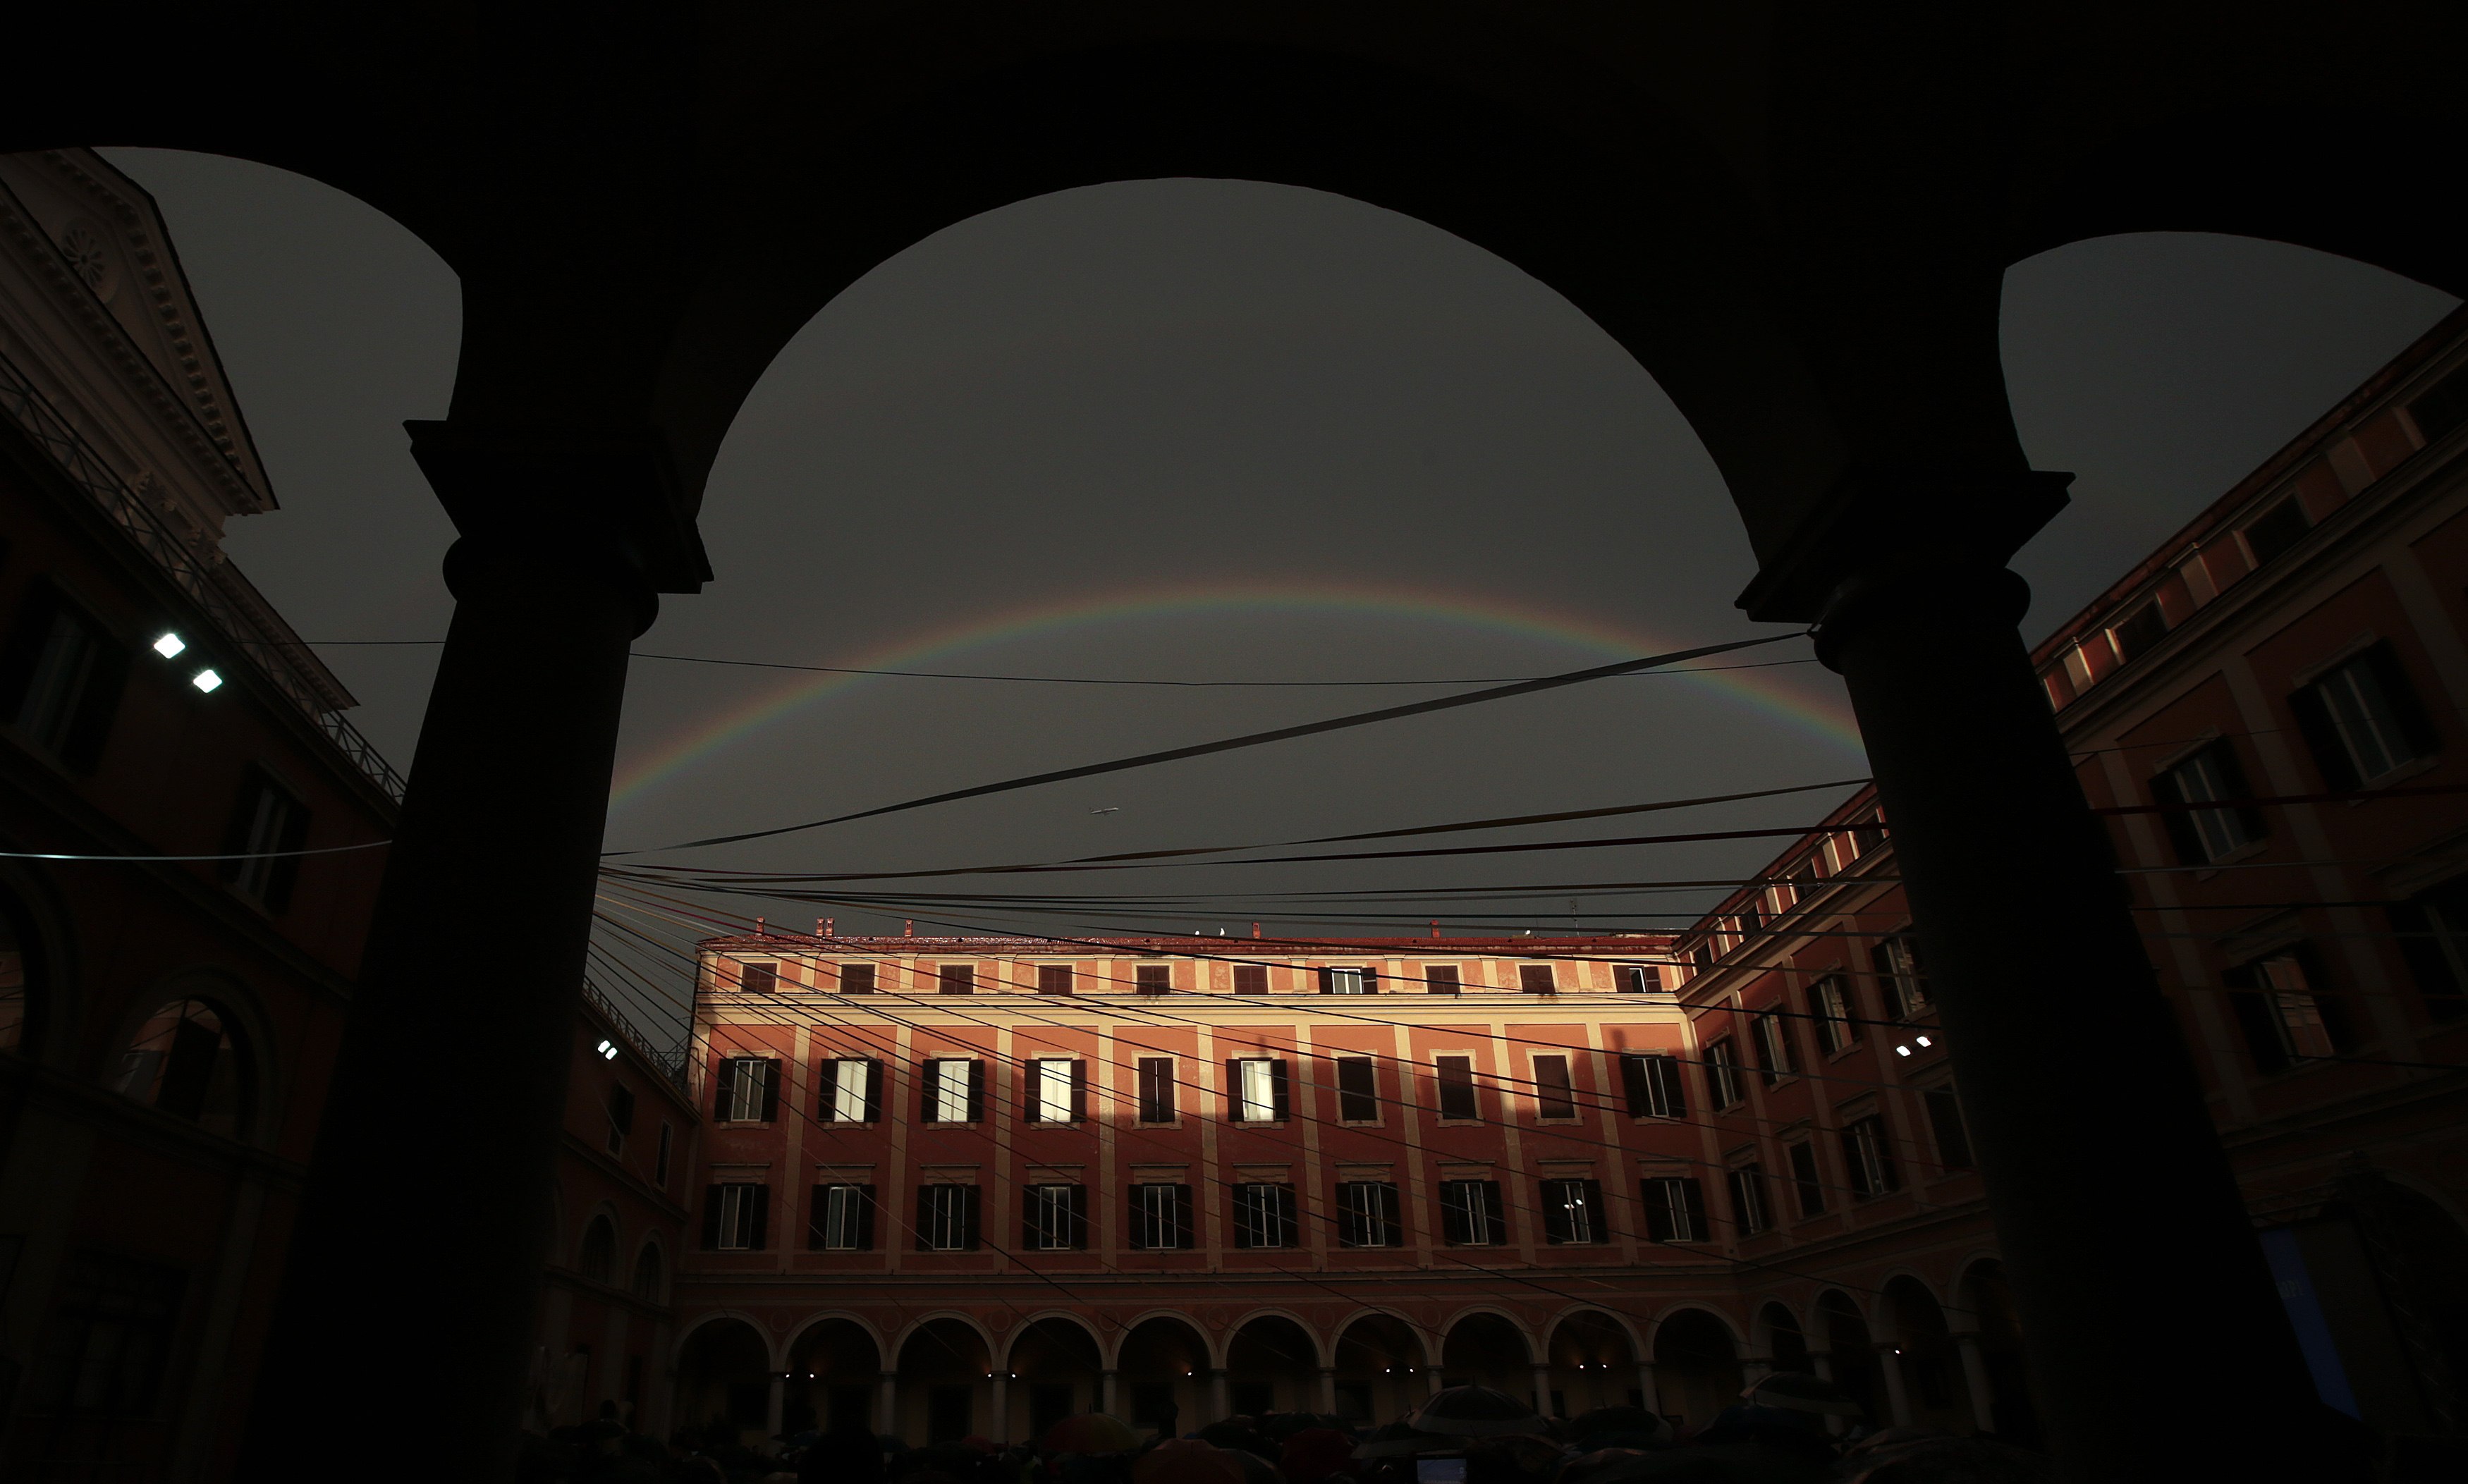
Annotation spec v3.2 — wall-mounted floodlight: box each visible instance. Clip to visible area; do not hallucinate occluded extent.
[1914,1035,1933,1048]
[596,1038,619,1061]
[190,669,223,693]
[153,632,186,658]
[1895,1044,1912,1057]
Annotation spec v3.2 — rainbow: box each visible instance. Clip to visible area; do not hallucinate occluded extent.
[606,582,1864,814]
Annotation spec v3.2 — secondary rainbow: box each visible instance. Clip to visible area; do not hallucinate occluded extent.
[606,583,1864,814]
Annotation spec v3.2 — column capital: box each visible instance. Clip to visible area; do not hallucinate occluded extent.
[1737,465,2072,627]
[408,419,714,599]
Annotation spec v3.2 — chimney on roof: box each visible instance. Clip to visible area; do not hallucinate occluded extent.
[821,918,834,937]
[904,919,914,938]
[755,916,766,936]
[1431,920,1441,939]
[1252,922,1261,939]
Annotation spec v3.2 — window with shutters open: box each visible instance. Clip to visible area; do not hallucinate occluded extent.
[1336,1182,1401,1247]
[2150,743,2266,864]
[1620,1054,1687,1119]
[922,1059,979,1124]
[1336,1057,1379,1122]
[1704,1039,1742,1109]
[1728,1164,1769,1236]
[2292,643,2440,790]
[1434,1056,1479,1120]
[1842,1117,1899,1198]
[1230,1183,1297,1249]
[1787,1142,1825,1218]
[1,588,128,773]
[1641,1177,1708,1244]
[606,1083,635,1158]
[817,1058,881,1123]
[219,768,309,910]
[1532,1055,1576,1120]
[812,1184,874,1251]
[707,1182,769,1250]
[1618,964,1661,993]
[1424,964,1460,995]
[1752,1013,1795,1085]
[1808,976,1856,1054]
[1870,936,1929,1019]
[2390,875,2468,1023]
[1026,1059,1083,1124]
[2223,945,2354,1072]
[717,1057,778,1123]
[1438,1180,1505,1246]
[1229,1057,1286,1122]
[1024,1184,1087,1251]
[1541,1178,1605,1245]
[917,1185,979,1251]
[1324,966,1369,995]
[1137,1057,1176,1122]
[1130,1183,1194,1250]
[1232,964,1269,995]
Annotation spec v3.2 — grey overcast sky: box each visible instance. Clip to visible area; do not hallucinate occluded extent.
[104,149,2457,1031]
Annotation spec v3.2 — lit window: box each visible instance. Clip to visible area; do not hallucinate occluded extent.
[923,1059,977,1124]
[1027,1059,1079,1124]
[818,1057,876,1123]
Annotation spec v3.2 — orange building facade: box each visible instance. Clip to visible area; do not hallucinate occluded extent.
[673,308,2468,1453]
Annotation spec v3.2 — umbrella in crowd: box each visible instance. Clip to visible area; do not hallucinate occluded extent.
[1408,1384,1553,1437]
[1739,1373,1863,1419]
[1353,1419,1468,1459]
[1042,1411,1143,1457]
[1130,1437,1251,1484]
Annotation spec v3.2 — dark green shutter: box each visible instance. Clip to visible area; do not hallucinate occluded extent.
[1225,1058,1243,1120]
[1582,1180,1608,1243]
[857,1186,876,1250]
[2147,766,2207,865]
[2288,684,2359,791]
[759,1060,781,1122]
[965,1060,985,1122]
[1542,1182,1572,1244]
[863,1060,884,1122]
[702,1186,724,1249]
[1278,1185,1300,1248]
[2366,642,2442,759]
[1070,1185,1090,1250]
[814,1060,839,1120]
[1070,1060,1089,1122]
[1270,1060,1291,1121]
[1641,1179,1673,1243]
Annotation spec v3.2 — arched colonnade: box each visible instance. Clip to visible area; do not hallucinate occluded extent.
[666,1301,1779,1446]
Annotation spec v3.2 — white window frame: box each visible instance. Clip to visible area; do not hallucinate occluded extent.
[1546,1178,1596,1244]
[1235,1058,1278,1122]
[2167,746,2260,861]
[1027,1184,1077,1251]
[1029,1059,1075,1124]
[721,1058,771,1122]
[715,1184,760,1250]
[818,1184,867,1251]
[824,1057,870,1123]
[1338,1182,1395,1247]
[1326,966,1368,994]
[922,1185,972,1250]
[1729,1164,1768,1236]
[1135,1184,1182,1249]
[927,1059,972,1124]
[1618,964,1662,993]
[1233,1184,1288,1249]
[2317,657,2414,783]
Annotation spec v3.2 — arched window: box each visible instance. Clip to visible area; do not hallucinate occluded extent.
[579,1215,617,1284]
[632,1241,664,1302]
[113,999,246,1136]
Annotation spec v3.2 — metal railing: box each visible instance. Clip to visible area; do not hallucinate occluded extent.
[0,350,407,803]
[582,979,691,1093]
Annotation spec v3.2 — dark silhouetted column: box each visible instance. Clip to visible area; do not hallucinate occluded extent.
[240,532,655,1478]
[1819,561,2330,1480]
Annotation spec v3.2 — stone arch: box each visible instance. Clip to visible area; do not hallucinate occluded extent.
[1005,1314,1106,1442]
[1330,1311,1431,1426]
[1544,1308,1641,1419]
[1223,1310,1324,1418]
[1438,1307,1536,1395]
[1871,1270,1945,1344]
[102,971,274,1146]
[672,1313,774,1447]
[1882,1274,1971,1433]
[1752,1301,1812,1373]
[893,1313,998,1445]
[1113,1312,1213,1433]
[787,1313,886,1437]
[1954,1259,2037,1446]
[1814,1289,1881,1428]
[1649,1307,1742,1431]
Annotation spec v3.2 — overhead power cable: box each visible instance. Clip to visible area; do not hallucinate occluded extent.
[605,631,1807,857]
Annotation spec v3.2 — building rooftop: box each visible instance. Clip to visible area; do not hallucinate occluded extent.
[700,931,1674,953]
